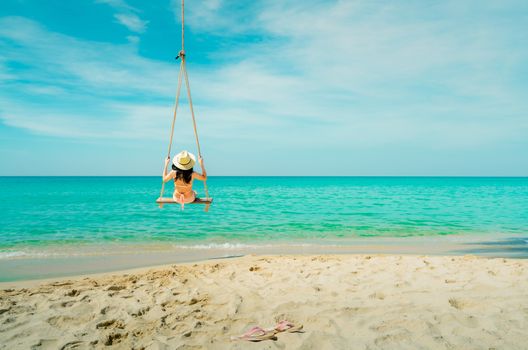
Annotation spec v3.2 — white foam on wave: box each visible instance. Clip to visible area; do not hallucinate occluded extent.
[176,243,271,250]
[0,251,28,259]
[0,250,66,259]
[174,242,319,250]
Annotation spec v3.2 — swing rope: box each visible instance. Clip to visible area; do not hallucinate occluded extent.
[183,60,210,199]
[159,0,210,201]
[181,0,184,52]
[159,60,184,200]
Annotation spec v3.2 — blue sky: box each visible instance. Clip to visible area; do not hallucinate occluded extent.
[1,0,527,176]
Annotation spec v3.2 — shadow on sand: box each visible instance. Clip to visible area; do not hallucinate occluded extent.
[454,237,528,258]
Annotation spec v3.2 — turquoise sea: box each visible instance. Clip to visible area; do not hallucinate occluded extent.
[1,176,527,280]
[1,176,527,249]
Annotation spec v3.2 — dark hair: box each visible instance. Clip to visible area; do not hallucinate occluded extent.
[172,165,193,184]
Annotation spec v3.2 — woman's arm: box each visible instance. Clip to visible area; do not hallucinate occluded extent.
[193,157,207,181]
[162,157,175,183]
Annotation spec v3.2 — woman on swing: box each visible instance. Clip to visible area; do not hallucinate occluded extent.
[163,150,207,209]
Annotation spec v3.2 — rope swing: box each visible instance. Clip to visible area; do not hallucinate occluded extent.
[157,0,212,211]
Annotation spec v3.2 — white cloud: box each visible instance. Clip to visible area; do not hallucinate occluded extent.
[96,0,148,33]
[171,0,263,35]
[114,13,147,33]
[126,35,140,45]
[0,98,170,139]
[96,0,138,13]
[181,0,528,144]
[0,17,173,140]
[0,17,170,95]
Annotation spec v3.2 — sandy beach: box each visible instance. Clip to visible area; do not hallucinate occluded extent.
[1,254,527,349]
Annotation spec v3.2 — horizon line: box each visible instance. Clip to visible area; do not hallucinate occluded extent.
[0,175,527,178]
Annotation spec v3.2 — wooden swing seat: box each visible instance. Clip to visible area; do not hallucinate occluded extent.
[156,197,213,211]
[156,197,213,205]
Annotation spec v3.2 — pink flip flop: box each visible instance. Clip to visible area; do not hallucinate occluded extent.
[230,326,277,342]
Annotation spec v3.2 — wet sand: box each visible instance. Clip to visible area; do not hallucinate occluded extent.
[2,235,527,282]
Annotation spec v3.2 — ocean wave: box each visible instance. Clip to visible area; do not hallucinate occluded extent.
[174,242,318,250]
[176,243,274,250]
[0,251,28,259]
[0,250,68,259]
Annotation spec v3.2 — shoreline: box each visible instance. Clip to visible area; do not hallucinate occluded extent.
[0,250,524,291]
[1,254,527,349]
[0,256,242,290]
[1,235,527,283]
[0,250,511,290]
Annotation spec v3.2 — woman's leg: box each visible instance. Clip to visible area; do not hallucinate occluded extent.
[173,192,185,210]
[183,191,196,203]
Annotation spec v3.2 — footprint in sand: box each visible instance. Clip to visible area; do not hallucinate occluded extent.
[448,298,473,310]
[100,305,119,315]
[313,286,322,292]
[102,331,127,346]
[226,295,243,315]
[369,292,386,300]
[127,305,150,317]
[64,289,80,297]
[49,300,74,309]
[106,285,126,292]
[47,315,75,327]
[51,281,73,287]
[374,331,412,346]
[161,299,184,311]
[59,340,85,350]
[228,272,236,281]
[29,288,54,296]
[209,263,223,273]
[30,339,59,349]
[96,319,125,330]
[3,316,17,324]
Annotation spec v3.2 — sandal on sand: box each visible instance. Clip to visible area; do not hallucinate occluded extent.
[230,326,277,342]
[269,320,304,333]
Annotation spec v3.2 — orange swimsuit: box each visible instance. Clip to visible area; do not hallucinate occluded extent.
[173,178,196,210]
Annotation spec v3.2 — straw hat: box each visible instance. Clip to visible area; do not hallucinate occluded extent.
[173,150,196,170]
